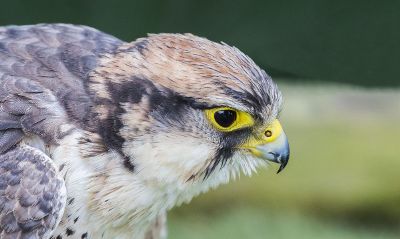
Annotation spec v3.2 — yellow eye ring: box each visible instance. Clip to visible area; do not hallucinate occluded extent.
[205,107,254,132]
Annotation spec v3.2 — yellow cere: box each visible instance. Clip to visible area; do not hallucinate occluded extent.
[263,119,283,143]
[241,119,283,155]
[205,107,254,132]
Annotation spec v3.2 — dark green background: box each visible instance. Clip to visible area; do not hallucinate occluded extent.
[1,0,399,87]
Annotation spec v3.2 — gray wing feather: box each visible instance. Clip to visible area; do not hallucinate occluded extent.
[0,75,66,153]
[0,23,123,238]
[0,24,123,152]
[0,145,66,239]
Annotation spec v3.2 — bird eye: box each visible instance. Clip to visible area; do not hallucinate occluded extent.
[265,130,272,137]
[205,107,254,132]
[214,110,237,128]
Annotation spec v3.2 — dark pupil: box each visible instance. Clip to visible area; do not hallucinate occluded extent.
[214,110,237,128]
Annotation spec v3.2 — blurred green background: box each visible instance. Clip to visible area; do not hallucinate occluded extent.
[1,0,399,87]
[1,1,399,238]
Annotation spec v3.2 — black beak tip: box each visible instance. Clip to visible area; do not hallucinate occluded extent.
[276,155,289,174]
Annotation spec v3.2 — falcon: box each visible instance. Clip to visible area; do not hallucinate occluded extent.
[0,24,290,239]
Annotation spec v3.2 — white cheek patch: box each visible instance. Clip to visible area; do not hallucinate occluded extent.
[118,130,268,223]
[125,132,215,184]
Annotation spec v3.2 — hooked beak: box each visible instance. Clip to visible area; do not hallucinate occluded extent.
[256,131,290,173]
[242,119,290,173]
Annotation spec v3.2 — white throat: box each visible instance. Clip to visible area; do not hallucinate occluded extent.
[49,129,263,238]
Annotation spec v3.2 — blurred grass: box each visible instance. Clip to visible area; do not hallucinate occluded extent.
[168,84,400,238]
[169,207,399,239]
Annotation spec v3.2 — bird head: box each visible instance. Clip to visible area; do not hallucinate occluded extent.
[89,33,289,202]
